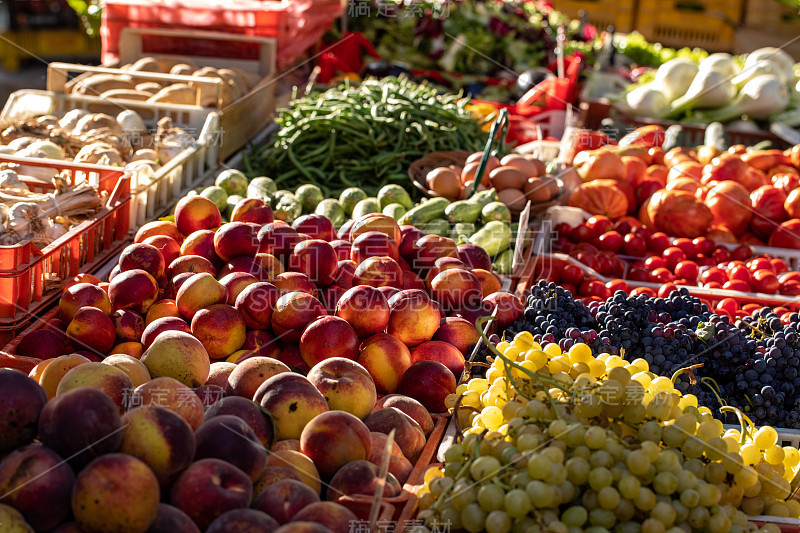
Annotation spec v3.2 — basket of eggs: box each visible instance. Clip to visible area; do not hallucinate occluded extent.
[410,150,564,217]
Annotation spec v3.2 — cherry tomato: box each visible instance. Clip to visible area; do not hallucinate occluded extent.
[630,287,657,297]
[692,236,715,257]
[715,298,739,316]
[663,247,687,272]
[648,232,671,254]
[650,268,675,283]
[606,279,629,294]
[712,246,731,263]
[571,223,592,242]
[700,267,728,285]
[674,260,700,281]
[628,267,651,282]
[723,279,752,292]
[752,269,780,293]
[728,265,753,285]
[560,264,585,285]
[586,216,613,238]
[747,257,773,273]
[658,283,678,298]
[597,231,623,253]
[622,233,647,257]
[644,256,667,271]
[672,238,696,258]
[771,258,789,275]
[731,245,753,261]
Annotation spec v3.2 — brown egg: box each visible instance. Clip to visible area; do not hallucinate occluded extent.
[466,153,500,175]
[543,175,560,197]
[427,167,462,200]
[463,180,487,197]
[523,177,552,203]
[498,188,527,211]
[524,156,547,176]
[489,166,527,191]
[449,164,463,176]
[460,161,491,187]
[500,154,544,178]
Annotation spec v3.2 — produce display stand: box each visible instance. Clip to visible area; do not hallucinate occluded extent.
[549,0,637,33]
[636,0,742,52]
[2,89,220,230]
[0,156,131,346]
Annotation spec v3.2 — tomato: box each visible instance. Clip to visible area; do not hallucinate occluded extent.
[560,282,578,296]
[619,125,666,149]
[597,231,623,253]
[576,242,600,254]
[622,233,647,257]
[728,264,753,285]
[780,280,800,296]
[723,279,752,292]
[560,241,576,254]
[628,267,651,282]
[586,216,614,238]
[700,267,728,285]
[580,279,609,300]
[712,246,731,263]
[647,232,671,254]
[752,269,780,293]
[780,271,800,284]
[595,252,614,275]
[670,238,696,258]
[650,267,675,283]
[560,264,585,285]
[630,287,657,297]
[715,298,739,316]
[658,283,678,298]
[746,257,773,273]
[742,303,762,314]
[553,236,571,251]
[606,279,629,294]
[697,256,716,267]
[609,256,625,278]
[731,245,753,261]
[571,223,593,242]
[771,258,789,274]
[644,256,667,271]
[554,223,573,239]
[704,281,723,290]
[575,252,600,272]
[674,260,700,281]
[692,236,715,257]
[772,306,789,316]
[662,247,687,271]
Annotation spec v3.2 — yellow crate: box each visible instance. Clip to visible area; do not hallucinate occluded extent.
[637,0,742,51]
[744,0,800,34]
[550,0,637,32]
[0,29,99,71]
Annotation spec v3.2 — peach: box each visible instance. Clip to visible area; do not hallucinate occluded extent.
[254,252,284,279]
[424,257,467,288]
[37,354,90,398]
[299,316,359,367]
[329,240,351,262]
[180,230,221,265]
[398,360,456,413]
[0,444,75,530]
[288,239,339,287]
[403,270,426,291]
[59,282,111,322]
[143,234,181,268]
[350,231,400,264]
[272,440,300,452]
[135,220,182,244]
[28,359,53,383]
[253,479,319,524]
[176,272,227,320]
[364,407,426,461]
[386,289,440,346]
[206,509,279,533]
[272,272,316,295]
[356,334,411,395]
[411,340,465,378]
[227,356,290,399]
[483,291,524,330]
[66,306,116,355]
[276,345,308,372]
[232,283,279,331]
[319,285,347,314]
[140,331,210,388]
[413,234,458,272]
[266,450,321,495]
[257,223,302,262]
[191,304,247,359]
[120,406,196,486]
[109,341,144,359]
[398,225,426,262]
[109,269,160,314]
[38,387,122,469]
[307,358,376,419]
[205,361,236,388]
[174,195,222,236]
[299,411,372,479]
[102,354,150,387]
[374,394,434,436]
[0,370,48,453]
[289,501,358,533]
[241,330,281,359]
[146,299,180,324]
[147,504,200,533]
[332,260,357,289]
[119,242,166,280]
[142,316,191,349]
[112,309,145,342]
[270,292,327,344]
[169,256,218,280]
[368,432,413,484]
[328,460,401,500]
[205,396,274,448]
[433,317,480,354]
[256,373,328,440]
[353,256,403,288]
[220,272,259,304]
[63,273,101,291]
[109,265,120,282]
[457,242,493,271]
[214,222,259,262]
[334,285,390,338]
[231,198,274,225]
[195,415,267,481]
[473,268,502,297]
[56,362,133,412]
[292,214,336,241]
[349,214,401,244]
[195,384,225,407]
[277,522,332,533]
[14,329,66,360]
[169,458,252,531]
[130,376,205,429]
[71,454,160,533]
[253,466,303,499]
[431,268,483,311]
[217,256,268,279]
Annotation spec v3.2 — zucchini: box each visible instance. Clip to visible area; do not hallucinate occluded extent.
[399,197,450,226]
[469,221,512,257]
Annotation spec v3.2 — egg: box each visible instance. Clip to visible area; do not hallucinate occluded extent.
[542,175,560,198]
[500,154,545,178]
[463,180,487,198]
[466,153,500,175]
[426,167,462,200]
[498,188,527,211]
[489,166,527,191]
[460,161,490,186]
[525,156,547,176]
[523,177,553,203]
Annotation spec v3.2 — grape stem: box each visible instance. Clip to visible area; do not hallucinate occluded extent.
[720,405,755,447]
[670,363,704,385]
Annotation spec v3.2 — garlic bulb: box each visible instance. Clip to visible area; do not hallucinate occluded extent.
[74,143,124,167]
[117,110,147,139]
[58,109,88,130]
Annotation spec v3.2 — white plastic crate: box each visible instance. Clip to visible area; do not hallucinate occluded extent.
[1,89,220,230]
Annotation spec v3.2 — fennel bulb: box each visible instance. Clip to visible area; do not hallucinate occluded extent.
[703,74,789,122]
[733,59,789,88]
[654,58,699,101]
[624,84,670,118]
[667,69,737,117]
[745,47,794,87]
[698,53,739,79]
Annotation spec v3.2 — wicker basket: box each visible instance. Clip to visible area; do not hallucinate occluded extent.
[408,151,472,197]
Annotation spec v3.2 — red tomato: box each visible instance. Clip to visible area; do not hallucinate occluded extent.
[723,280,753,292]
[773,306,789,316]
[561,264,585,285]
[597,231,623,253]
[658,283,678,298]
[780,280,800,296]
[560,241,576,254]
[692,237,715,257]
[700,267,728,285]
[742,303,762,314]
[576,242,600,255]
[712,247,731,263]
[648,232,671,254]
[697,256,716,267]
[571,223,593,242]
[716,298,739,315]
[586,216,613,238]
[728,265,753,285]
[595,252,614,276]
[752,269,780,293]
[663,247,687,271]
[782,311,795,324]
[575,252,600,273]
[580,280,609,300]
[631,225,652,241]
[622,233,647,257]
[674,261,700,281]
[731,245,753,261]
[614,217,639,235]
[560,282,578,296]
[771,258,789,274]
[747,257,773,273]
[672,238,696,258]
[644,256,667,271]
[554,223,573,239]
[704,281,723,290]
[630,287,657,297]
[651,268,675,283]
[606,279,629,294]
[609,256,626,278]
[780,271,800,284]
[628,267,651,282]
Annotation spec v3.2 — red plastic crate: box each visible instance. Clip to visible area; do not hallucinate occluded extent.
[0,155,131,333]
[101,0,344,70]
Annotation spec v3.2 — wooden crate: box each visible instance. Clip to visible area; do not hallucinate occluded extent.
[637,0,743,51]
[550,0,637,32]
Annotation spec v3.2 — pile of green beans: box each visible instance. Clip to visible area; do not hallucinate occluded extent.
[249,77,488,197]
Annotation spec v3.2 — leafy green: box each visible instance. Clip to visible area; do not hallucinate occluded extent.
[65,0,102,38]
